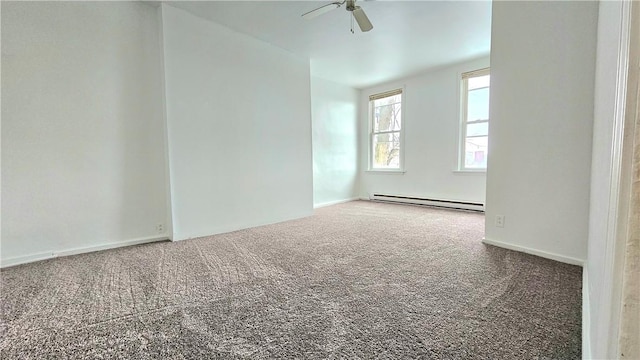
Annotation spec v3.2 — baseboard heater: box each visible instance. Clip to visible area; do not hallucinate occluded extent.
[370,193,484,212]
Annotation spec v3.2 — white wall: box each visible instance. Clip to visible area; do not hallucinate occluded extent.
[1,2,169,266]
[311,77,359,207]
[161,5,313,241]
[586,1,636,358]
[358,57,489,204]
[484,1,598,264]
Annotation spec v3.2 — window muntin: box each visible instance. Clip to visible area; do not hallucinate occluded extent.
[460,69,490,170]
[369,90,403,170]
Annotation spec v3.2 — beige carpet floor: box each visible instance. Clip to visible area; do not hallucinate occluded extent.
[0,200,582,359]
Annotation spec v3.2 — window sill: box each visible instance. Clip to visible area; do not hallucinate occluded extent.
[453,170,487,175]
[366,170,406,174]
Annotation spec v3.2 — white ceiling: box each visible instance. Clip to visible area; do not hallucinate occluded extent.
[165,1,492,89]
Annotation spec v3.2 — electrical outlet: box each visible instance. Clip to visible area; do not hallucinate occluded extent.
[156,223,164,233]
[495,215,505,228]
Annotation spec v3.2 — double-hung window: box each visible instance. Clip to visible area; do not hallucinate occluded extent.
[460,68,490,170]
[369,89,403,171]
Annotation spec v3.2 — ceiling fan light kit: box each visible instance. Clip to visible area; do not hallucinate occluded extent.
[302,0,374,33]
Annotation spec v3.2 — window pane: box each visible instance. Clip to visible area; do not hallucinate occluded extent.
[372,132,400,169]
[374,99,401,132]
[468,74,490,90]
[466,122,488,137]
[464,136,488,169]
[467,87,489,121]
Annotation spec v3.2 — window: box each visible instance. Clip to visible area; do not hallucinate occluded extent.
[460,68,490,170]
[369,89,403,170]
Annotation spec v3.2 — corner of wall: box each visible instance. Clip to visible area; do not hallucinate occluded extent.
[583,267,592,360]
[354,86,364,200]
[311,77,361,207]
[157,3,175,241]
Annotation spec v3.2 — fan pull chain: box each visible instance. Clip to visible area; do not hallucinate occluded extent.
[350,13,354,34]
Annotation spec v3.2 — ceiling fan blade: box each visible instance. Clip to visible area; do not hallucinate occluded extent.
[302,2,341,20]
[352,6,373,32]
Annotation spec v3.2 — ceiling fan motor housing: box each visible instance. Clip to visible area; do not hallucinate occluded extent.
[302,0,372,33]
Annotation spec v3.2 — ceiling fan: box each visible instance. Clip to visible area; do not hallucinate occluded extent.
[302,0,374,33]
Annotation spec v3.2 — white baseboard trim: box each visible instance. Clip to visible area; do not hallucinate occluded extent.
[173,210,313,241]
[482,238,584,266]
[1,251,54,269]
[582,267,592,359]
[313,197,360,209]
[0,235,169,268]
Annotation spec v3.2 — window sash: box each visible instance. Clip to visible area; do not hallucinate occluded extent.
[371,131,401,169]
[460,70,490,171]
[372,129,399,136]
[373,101,402,133]
[467,119,489,124]
[369,89,403,170]
[465,119,489,139]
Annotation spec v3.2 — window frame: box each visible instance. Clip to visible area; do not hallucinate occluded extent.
[368,88,405,172]
[459,68,490,172]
